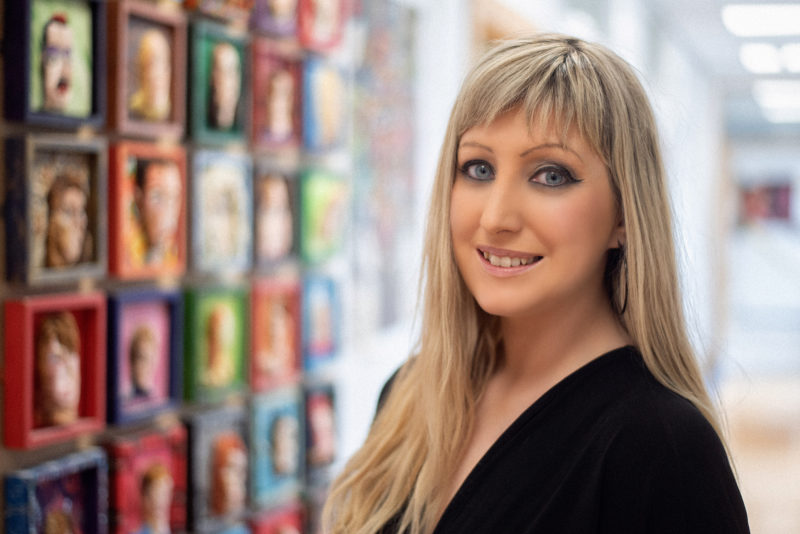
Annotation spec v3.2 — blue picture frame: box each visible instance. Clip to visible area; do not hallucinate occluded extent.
[250,387,304,509]
[4,447,108,534]
[107,288,183,425]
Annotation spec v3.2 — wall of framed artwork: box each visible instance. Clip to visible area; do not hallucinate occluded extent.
[3,0,107,129]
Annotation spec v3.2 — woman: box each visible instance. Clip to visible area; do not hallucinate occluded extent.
[324,34,749,533]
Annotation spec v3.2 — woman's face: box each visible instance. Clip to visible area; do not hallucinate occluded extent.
[450,108,623,322]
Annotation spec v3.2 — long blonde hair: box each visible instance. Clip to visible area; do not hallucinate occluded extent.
[324,33,723,534]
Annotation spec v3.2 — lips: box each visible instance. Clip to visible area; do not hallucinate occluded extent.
[476,246,542,270]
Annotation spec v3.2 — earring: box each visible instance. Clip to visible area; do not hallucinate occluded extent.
[616,243,628,316]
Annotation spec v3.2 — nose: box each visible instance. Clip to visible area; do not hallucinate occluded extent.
[479,176,524,234]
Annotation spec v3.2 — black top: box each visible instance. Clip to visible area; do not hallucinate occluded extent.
[378,346,749,533]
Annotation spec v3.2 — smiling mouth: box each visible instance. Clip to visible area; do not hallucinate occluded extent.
[479,249,542,267]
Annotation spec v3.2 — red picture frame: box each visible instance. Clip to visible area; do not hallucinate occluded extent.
[251,277,302,393]
[297,0,346,52]
[108,0,187,140]
[4,291,106,449]
[107,425,188,534]
[109,140,187,280]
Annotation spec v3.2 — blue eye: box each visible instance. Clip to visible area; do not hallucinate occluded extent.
[460,160,494,181]
[532,166,576,187]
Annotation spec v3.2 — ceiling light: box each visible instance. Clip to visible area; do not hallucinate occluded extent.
[781,43,800,72]
[753,80,800,123]
[739,43,782,73]
[722,4,800,36]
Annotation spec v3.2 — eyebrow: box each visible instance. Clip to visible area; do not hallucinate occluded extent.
[458,141,584,162]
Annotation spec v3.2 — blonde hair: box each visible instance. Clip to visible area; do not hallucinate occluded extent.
[324,33,723,534]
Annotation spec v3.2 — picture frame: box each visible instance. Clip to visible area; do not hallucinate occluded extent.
[3,0,106,129]
[301,275,338,373]
[299,168,348,265]
[184,0,255,24]
[250,387,304,509]
[107,425,187,534]
[191,150,253,275]
[298,0,345,52]
[5,135,107,285]
[183,285,248,403]
[251,38,303,151]
[251,278,301,392]
[3,291,106,449]
[305,381,336,473]
[186,405,249,534]
[107,288,183,425]
[190,19,248,145]
[250,501,304,534]
[251,0,299,38]
[107,0,187,140]
[302,55,346,151]
[109,141,188,280]
[254,162,298,269]
[4,447,108,534]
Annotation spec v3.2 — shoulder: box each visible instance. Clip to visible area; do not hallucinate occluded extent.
[597,352,749,532]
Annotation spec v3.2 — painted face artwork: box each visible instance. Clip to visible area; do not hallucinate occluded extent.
[271,414,299,475]
[211,433,248,517]
[35,312,82,427]
[136,159,182,263]
[129,325,158,397]
[131,29,172,121]
[257,176,293,260]
[140,463,174,534]
[450,108,624,322]
[46,174,89,268]
[41,15,73,112]
[209,42,241,130]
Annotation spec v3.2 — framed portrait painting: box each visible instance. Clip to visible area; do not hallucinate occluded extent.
[251,38,302,151]
[302,55,346,151]
[299,168,348,266]
[108,0,187,139]
[301,275,338,373]
[107,288,182,425]
[190,19,248,145]
[305,382,336,477]
[298,0,345,52]
[254,163,297,269]
[186,405,249,534]
[109,141,187,280]
[107,425,187,534]
[5,135,107,285]
[251,0,299,38]
[4,447,108,534]
[3,0,106,128]
[191,150,253,275]
[3,292,106,449]
[183,286,248,403]
[250,387,304,509]
[251,278,301,392]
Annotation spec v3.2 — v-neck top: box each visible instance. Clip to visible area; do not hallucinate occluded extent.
[377,346,749,533]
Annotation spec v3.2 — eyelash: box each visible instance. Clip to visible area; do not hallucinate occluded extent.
[458,160,578,187]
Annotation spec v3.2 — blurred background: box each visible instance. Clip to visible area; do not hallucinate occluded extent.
[338,2,800,533]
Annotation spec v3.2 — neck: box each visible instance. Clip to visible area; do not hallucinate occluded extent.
[498,293,630,386]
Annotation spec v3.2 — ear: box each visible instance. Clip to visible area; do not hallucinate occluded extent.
[607,217,626,249]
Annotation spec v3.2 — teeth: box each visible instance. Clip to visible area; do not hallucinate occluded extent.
[482,251,538,267]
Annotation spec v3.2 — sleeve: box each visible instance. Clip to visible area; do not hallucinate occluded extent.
[599,394,750,533]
